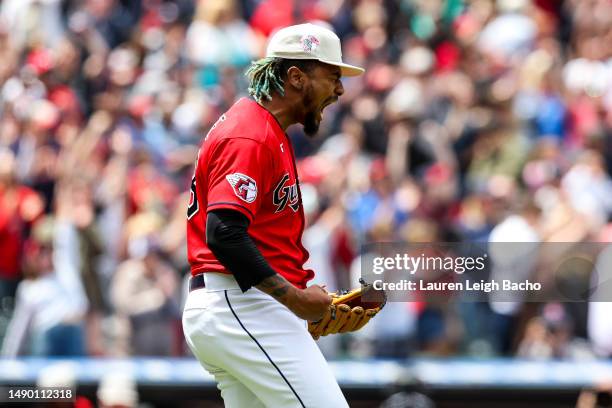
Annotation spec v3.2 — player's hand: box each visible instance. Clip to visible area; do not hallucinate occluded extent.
[290,285,332,322]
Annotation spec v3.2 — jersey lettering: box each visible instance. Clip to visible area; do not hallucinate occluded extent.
[187,176,199,219]
[273,173,299,213]
[187,150,201,219]
[187,98,312,287]
[204,114,226,141]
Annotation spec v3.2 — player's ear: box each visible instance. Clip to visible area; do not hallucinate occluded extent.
[286,66,305,91]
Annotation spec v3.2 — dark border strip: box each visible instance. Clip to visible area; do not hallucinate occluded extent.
[207,202,254,220]
[224,290,306,408]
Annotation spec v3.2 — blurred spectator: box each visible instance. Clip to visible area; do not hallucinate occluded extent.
[518,303,594,360]
[561,151,612,230]
[1,213,88,357]
[577,384,612,408]
[379,391,436,408]
[588,243,612,358]
[186,0,259,87]
[97,371,138,408]
[110,222,180,356]
[37,362,94,408]
[0,148,44,300]
[487,198,541,353]
[1,0,65,49]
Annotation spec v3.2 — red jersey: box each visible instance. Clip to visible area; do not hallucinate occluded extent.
[0,185,42,279]
[187,98,313,288]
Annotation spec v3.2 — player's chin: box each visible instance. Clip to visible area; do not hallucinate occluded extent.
[303,111,321,137]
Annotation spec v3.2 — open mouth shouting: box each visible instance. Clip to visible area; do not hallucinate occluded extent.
[318,98,337,121]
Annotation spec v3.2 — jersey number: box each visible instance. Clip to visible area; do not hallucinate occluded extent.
[187,176,199,219]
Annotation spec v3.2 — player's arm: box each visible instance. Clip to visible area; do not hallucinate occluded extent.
[255,274,331,322]
[206,209,331,321]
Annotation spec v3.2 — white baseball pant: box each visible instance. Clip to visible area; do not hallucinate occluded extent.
[182,273,349,408]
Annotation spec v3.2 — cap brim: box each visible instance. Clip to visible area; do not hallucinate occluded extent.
[319,59,365,76]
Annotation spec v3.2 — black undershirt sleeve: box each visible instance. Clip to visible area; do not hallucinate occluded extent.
[206,209,277,292]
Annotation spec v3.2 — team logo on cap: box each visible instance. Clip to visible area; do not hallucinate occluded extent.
[300,35,320,53]
[226,173,257,203]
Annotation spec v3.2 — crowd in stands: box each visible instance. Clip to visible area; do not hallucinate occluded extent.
[0,0,611,361]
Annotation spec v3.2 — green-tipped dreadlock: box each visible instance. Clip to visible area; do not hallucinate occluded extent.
[246,58,319,103]
[246,57,286,103]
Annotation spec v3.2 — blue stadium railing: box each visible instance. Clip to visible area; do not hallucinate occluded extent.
[0,358,610,389]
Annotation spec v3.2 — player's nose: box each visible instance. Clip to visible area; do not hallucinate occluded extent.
[335,80,344,97]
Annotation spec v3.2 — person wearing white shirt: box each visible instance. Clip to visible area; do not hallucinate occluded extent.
[1,218,88,357]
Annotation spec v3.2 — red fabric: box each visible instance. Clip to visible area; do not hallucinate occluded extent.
[26,48,54,75]
[48,86,81,117]
[333,228,354,269]
[48,86,76,110]
[567,96,599,148]
[187,98,313,288]
[424,162,453,185]
[435,41,460,73]
[297,156,331,185]
[533,0,562,18]
[140,9,163,30]
[0,186,41,279]
[249,0,294,37]
[74,396,94,408]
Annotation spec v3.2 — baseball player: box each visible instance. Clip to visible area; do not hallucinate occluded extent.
[182,23,364,407]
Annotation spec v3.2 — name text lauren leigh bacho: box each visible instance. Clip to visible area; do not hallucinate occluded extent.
[373,279,542,293]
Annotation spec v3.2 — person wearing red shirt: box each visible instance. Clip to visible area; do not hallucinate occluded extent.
[0,149,44,300]
[183,24,364,407]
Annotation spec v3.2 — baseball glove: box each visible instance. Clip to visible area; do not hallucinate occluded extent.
[308,279,386,340]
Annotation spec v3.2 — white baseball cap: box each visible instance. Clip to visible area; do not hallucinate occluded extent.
[266,23,365,77]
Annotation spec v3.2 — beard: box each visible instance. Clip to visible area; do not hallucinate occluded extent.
[302,84,320,137]
[303,110,320,136]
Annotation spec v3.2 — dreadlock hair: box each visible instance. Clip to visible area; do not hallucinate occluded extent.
[246,57,319,103]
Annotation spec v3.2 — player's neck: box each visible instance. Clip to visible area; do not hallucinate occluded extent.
[258,97,299,131]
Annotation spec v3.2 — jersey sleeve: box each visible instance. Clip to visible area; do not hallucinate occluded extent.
[204,137,274,222]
